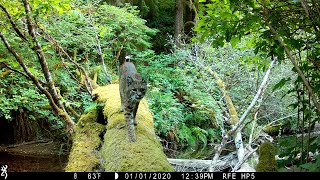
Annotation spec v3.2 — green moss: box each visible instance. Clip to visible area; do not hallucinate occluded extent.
[65,109,105,172]
[66,84,173,172]
[256,142,277,172]
[97,84,174,172]
[263,125,281,135]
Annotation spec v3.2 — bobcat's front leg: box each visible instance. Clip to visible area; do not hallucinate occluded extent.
[124,110,136,142]
[132,102,139,126]
[120,89,124,112]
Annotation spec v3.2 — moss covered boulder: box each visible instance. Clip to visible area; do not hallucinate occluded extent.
[66,84,173,172]
[256,142,277,172]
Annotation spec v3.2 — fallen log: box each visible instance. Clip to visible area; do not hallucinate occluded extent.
[168,158,217,168]
[168,157,238,171]
[65,108,106,171]
[65,84,173,172]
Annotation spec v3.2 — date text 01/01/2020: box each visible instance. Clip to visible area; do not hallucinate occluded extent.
[124,173,172,179]
[122,173,255,180]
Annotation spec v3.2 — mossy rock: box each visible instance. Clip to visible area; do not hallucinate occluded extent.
[256,142,277,172]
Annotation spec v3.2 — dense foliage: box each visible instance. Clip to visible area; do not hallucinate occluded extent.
[0,0,156,135]
[194,0,319,171]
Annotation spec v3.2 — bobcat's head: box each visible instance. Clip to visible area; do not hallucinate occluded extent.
[126,73,147,102]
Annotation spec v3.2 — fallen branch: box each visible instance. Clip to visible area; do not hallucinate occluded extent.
[7,140,53,148]
[262,113,298,130]
[209,57,277,171]
[282,131,320,138]
[168,158,214,168]
[238,57,277,129]
[232,146,258,172]
[249,111,258,146]
[168,157,237,171]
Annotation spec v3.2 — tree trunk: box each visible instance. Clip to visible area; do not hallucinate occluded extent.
[174,0,184,47]
[0,1,75,132]
[23,0,74,131]
[65,84,173,172]
[185,0,198,36]
[23,0,60,107]
[0,31,75,132]
[96,34,111,84]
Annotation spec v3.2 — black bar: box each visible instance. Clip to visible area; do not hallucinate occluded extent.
[2,172,320,180]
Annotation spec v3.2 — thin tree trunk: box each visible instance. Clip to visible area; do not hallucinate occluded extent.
[0,4,27,41]
[174,0,184,47]
[262,0,320,114]
[0,32,63,121]
[1,0,75,132]
[86,6,112,85]
[96,34,111,84]
[23,0,61,105]
[38,26,93,95]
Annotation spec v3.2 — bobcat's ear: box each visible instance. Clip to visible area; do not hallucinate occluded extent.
[127,76,133,85]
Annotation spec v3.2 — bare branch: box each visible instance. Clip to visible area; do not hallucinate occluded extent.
[1,61,46,85]
[209,57,277,171]
[262,113,298,129]
[87,10,112,84]
[22,0,74,131]
[95,34,112,84]
[237,57,277,130]
[22,0,61,106]
[37,26,93,95]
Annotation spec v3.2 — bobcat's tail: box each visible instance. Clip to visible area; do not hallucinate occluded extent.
[118,55,131,77]
[125,56,131,62]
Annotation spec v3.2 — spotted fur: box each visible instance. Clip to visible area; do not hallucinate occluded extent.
[119,61,147,142]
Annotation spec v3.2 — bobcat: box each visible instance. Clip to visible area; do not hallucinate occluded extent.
[119,57,147,142]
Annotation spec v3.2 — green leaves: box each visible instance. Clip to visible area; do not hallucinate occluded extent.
[31,0,71,17]
[178,124,209,146]
[300,155,320,171]
[272,77,291,92]
[195,0,319,70]
[83,102,104,114]
[230,36,240,48]
[178,123,196,146]
[0,72,48,121]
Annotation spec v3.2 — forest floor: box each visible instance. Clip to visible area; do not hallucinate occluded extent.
[0,141,68,172]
